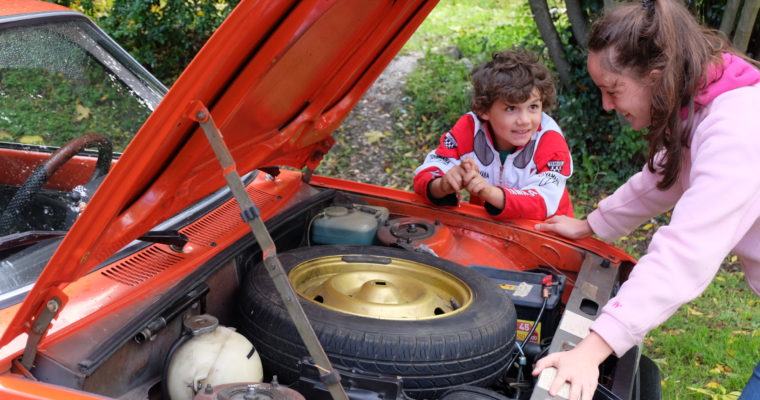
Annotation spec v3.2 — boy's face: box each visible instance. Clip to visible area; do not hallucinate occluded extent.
[479,88,542,151]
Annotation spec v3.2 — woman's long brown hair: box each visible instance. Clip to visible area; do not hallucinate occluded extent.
[587,0,732,190]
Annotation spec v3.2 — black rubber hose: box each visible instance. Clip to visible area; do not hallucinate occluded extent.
[162,332,192,400]
[505,295,548,371]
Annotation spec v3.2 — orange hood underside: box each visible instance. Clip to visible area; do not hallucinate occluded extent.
[2,0,439,348]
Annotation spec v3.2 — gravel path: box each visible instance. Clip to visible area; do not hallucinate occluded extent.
[320,52,422,189]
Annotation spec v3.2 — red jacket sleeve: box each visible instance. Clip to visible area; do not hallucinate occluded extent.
[413,114,477,205]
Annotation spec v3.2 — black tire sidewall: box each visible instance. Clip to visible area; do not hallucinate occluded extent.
[238,245,517,396]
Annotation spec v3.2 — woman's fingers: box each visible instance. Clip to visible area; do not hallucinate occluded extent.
[535,216,561,233]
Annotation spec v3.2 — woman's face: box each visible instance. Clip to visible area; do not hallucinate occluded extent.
[587,51,653,130]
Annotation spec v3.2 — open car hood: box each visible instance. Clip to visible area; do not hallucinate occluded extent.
[1,0,438,348]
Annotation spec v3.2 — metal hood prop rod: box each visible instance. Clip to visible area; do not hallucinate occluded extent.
[187,100,348,400]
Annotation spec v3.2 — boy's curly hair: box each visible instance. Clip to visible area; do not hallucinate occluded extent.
[470,49,556,115]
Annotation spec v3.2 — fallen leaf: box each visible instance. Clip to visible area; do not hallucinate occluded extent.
[687,307,703,316]
[75,103,91,121]
[19,135,44,145]
[687,387,713,395]
[364,130,387,144]
[642,223,653,230]
[0,130,13,140]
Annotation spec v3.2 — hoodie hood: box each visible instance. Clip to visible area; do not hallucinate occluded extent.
[694,53,760,109]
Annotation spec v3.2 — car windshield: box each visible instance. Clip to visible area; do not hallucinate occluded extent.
[0,14,165,304]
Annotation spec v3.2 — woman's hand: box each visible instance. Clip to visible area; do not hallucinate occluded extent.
[535,215,594,239]
[532,332,613,400]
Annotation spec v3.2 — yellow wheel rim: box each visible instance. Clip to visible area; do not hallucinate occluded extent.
[288,255,472,320]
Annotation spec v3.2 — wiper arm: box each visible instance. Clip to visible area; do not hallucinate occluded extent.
[137,230,188,252]
[0,229,189,254]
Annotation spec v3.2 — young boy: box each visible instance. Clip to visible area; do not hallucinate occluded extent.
[413,49,573,220]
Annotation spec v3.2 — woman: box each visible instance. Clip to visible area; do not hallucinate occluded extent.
[531,1,760,399]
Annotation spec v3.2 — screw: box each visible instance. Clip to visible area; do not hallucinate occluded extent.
[46,299,59,313]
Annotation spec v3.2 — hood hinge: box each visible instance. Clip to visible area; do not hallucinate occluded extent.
[21,297,62,370]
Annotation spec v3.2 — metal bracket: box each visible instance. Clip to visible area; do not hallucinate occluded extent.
[187,100,348,400]
[531,253,625,400]
[21,297,62,370]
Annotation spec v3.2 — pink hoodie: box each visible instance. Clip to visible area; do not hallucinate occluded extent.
[587,54,760,356]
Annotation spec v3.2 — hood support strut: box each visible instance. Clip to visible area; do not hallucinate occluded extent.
[187,101,349,400]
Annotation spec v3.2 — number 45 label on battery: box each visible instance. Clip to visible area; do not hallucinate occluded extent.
[516,319,541,344]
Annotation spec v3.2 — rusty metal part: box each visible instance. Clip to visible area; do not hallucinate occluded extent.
[193,381,305,400]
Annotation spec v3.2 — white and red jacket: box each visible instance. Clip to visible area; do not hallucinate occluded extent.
[413,112,573,220]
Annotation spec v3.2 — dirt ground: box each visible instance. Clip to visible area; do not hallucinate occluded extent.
[319,52,422,189]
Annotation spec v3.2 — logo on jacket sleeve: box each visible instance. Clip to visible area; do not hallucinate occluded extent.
[443,132,458,149]
[431,154,452,165]
[547,160,564,173]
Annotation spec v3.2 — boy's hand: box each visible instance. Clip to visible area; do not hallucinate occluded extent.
[429,164,468,198]
[460,157,478,173]
[465,172,504,208]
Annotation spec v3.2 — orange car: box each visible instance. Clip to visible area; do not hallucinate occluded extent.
[0,1,660,400]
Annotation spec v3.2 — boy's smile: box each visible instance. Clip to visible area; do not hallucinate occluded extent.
[479,89,543,152]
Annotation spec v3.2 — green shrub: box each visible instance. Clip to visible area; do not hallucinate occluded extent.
[391,52,472,178]
[454,14,536,64]
[52,0,240,85]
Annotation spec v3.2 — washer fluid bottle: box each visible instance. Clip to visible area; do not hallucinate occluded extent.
[311,205,388,245]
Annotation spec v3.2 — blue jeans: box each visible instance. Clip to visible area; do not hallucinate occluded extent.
[740,360,760,400]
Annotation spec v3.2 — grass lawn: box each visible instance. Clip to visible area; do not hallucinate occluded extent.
[645,268,758,399]
[612,217,759,399]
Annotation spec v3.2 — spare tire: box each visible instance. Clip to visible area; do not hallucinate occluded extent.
[238,245,516,399]
[439,385,514,400]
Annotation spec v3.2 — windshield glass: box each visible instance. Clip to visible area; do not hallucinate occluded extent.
[0,14,164,303]
[0,17,162,149]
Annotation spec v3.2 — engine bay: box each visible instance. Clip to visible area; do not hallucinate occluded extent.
[9,176,639,400]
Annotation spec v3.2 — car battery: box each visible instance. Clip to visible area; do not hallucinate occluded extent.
[469,265,566,345]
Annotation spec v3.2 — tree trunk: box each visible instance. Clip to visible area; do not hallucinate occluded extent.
[733,0,760,53]
[565,0,589,46]
[529,0,572,88]
[719,0,741,37]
